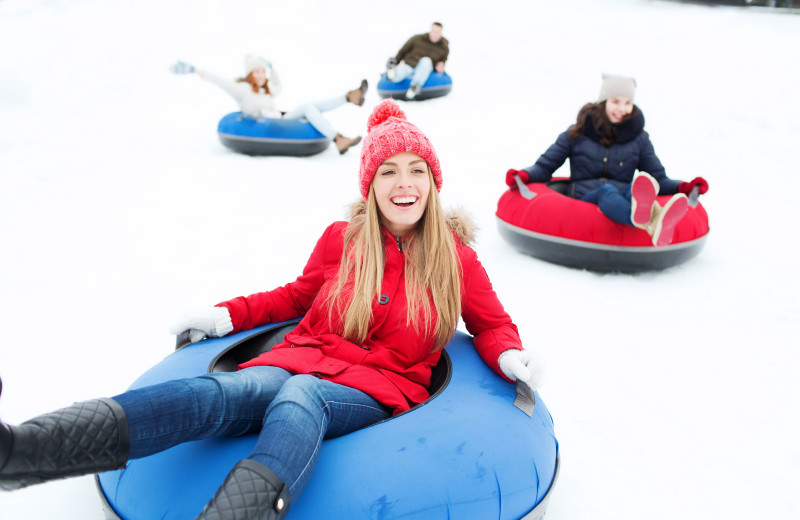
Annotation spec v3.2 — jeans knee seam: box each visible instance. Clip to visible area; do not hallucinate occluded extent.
[290,414,327,492]
[289,400,388,491]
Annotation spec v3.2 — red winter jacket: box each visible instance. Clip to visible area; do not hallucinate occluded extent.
[217,214,521,415]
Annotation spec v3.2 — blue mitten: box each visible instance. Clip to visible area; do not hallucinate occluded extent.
[169,60,196,74]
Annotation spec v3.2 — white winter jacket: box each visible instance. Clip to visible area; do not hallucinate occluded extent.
[201,70,283,118]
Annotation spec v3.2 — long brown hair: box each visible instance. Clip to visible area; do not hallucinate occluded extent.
[236,72,271,95]
[569,101,638,147]
[326,168,462,351]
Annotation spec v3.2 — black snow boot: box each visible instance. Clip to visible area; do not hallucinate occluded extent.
[195,459,291,520]
[0,379,10,474]
[0,380,129,491]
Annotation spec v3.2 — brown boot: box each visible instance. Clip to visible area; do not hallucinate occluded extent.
[334,134,362,155]
[346,79,368,106]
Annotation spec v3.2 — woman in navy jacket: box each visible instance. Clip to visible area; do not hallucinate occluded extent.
[506,74,709,247]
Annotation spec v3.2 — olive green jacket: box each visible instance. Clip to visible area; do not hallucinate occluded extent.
[395,33,449,68]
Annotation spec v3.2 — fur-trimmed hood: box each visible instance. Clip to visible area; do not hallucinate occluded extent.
[346,199,477,247]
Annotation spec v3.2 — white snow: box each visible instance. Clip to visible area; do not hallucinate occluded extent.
[1,0,798,518]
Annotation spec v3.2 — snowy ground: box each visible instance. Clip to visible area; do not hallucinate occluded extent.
[1,0,798,518]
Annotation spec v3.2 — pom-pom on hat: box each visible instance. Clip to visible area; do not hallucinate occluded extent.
[359,99,442,200]
[598,73,637,102]
[244,54,270,75]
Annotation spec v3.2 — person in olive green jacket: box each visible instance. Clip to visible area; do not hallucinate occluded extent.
[385,22,449,99]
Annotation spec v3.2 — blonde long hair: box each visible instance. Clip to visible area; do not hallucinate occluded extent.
[326,169,462,351]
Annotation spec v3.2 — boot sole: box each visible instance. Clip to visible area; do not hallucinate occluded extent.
[652,194,689,247]
[631,173,659,227]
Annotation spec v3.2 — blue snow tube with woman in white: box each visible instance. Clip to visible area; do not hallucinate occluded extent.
[169,55,367,156]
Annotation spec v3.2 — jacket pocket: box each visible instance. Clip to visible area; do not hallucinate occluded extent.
[309,357,351,377]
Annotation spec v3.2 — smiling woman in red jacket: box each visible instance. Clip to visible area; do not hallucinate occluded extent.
[0,100,541,520]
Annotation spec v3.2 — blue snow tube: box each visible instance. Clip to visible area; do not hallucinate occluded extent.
[96,320,559,519]
[377,72,453,101]
[217,112,330,156]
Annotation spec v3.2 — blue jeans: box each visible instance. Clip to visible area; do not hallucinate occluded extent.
[393,56,434,87]
[112,367,390,500]
[580,183,635,226]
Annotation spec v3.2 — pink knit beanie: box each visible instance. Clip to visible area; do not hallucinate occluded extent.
[359,99,442,200]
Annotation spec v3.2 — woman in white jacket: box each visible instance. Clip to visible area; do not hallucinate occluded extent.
[171,55,366,155]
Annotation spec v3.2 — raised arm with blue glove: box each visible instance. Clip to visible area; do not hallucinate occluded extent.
[169,60,196,75]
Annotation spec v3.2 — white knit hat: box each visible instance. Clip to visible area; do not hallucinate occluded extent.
[244,54,270,75]
[598,73,636,102]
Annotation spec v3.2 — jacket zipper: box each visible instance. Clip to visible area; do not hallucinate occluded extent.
[602,148,609,184]
[395,235,403,252]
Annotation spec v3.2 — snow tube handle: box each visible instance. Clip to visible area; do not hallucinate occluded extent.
[175,331,194,351]
[513,381,536,417]
[514,175,536,200]
[688,185,700,208]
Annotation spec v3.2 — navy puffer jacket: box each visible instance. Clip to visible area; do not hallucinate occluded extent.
[522,108,680,199]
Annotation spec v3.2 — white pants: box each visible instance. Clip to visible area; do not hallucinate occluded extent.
[393,57,434,87]
[283,96,345,138]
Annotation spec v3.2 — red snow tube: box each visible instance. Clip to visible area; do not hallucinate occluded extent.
[496,178,710,272]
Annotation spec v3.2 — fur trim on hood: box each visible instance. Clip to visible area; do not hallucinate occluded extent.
[445,206,476,247]
[346,199,476,247]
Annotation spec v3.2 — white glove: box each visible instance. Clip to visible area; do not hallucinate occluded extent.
[498,349,545,390]
[169,307,233,344]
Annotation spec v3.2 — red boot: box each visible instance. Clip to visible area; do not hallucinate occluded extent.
[630,172,659,228]
[650,194,689,247]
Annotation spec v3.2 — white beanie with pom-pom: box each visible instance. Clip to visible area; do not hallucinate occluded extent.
[244,54,271,75]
